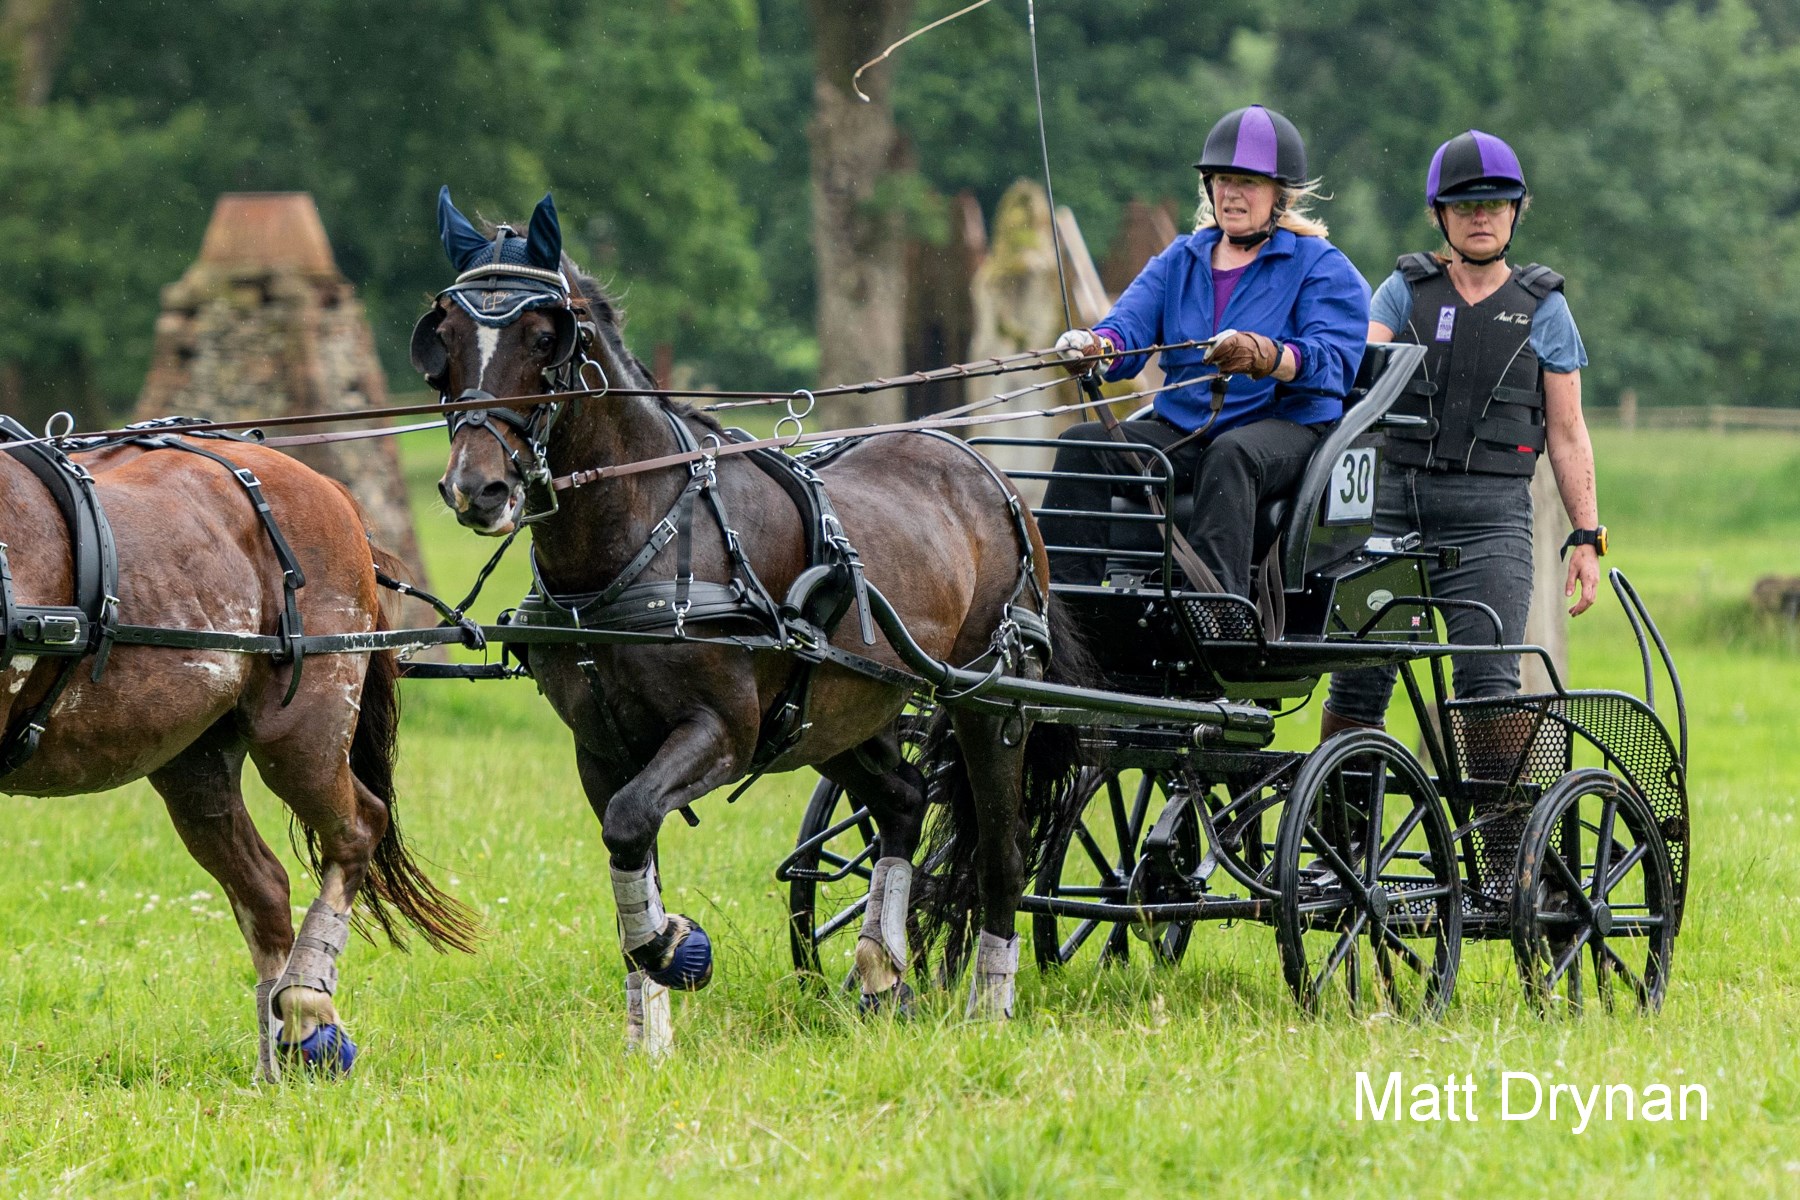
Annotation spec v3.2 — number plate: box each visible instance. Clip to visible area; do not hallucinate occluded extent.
[1324,446,1377,524]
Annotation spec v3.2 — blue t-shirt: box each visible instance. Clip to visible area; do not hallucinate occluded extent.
[1369,270,1588,374]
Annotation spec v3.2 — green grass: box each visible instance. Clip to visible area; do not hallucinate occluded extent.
[2,428,1797,1197]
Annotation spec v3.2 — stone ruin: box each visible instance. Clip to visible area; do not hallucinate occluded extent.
[134,194,431,602]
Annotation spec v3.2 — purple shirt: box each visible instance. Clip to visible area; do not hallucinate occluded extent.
[1212,263,1247,328]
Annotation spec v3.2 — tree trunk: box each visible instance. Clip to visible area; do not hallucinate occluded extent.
[1,0,77,106]
[809,0,914,425]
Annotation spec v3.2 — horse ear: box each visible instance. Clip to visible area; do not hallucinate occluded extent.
[437,186,490,273]
[526,193,562,271]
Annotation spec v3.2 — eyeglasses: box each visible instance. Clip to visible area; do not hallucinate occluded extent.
[1447,198,1514,216]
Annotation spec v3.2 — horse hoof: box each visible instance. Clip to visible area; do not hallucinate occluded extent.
[646,917,713,991]
[858,981,916,1019]
[280,1023,358,1076]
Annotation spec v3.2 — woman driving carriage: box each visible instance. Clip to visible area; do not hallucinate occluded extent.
[1321,130,1602,745]
[1038,104,1369,599]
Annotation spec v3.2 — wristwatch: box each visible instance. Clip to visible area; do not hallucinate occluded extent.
[1561,526,1608,558]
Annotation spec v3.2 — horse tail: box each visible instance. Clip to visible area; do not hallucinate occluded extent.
[346,548,483,954]
[918,594,1096,974]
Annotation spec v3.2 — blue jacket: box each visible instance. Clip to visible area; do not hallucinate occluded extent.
[1097,227,1371,433]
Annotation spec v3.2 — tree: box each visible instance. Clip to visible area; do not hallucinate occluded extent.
[808,0,915,407]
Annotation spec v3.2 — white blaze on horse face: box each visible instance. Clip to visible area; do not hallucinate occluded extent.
[475,324,502,393]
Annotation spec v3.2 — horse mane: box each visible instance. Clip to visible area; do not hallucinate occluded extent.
[558,253,726,437]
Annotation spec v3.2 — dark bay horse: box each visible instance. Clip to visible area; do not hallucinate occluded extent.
[421,189,1071,1048]
[0,435,476,1080]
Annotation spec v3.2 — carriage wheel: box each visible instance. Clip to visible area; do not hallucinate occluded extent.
[1032,765,1199,971]
[1511,769,1675,1015]
[785,778,881,982]
[784,713,934,981]
[1274,731,1462,1018]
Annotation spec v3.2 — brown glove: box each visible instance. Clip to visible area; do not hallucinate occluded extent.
[1204,330,1283,380]
[1053,328,1118,376]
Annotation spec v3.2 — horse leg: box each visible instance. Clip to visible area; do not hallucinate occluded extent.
[583,713,743,1052]
[950,708,1030,1022]
[820,735,927,1011]
[147,725,295,1083]
[248,741,384,1076]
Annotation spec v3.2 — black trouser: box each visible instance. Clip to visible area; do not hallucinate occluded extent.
[1038,414,1326,598]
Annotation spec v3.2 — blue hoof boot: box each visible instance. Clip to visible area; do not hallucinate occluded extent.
[280,1023,357,1076]
[858,981,916,1019]
[646,918,713,991]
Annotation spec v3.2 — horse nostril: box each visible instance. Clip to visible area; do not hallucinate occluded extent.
[437,477,454,507]
[478,480,512,507]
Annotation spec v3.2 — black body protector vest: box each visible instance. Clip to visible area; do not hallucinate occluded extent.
[1384,252,1565,477]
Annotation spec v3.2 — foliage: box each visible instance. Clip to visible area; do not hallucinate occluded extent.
[4,0,1800,416]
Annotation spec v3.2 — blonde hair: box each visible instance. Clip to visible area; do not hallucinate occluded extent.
[1194,176,1331,239]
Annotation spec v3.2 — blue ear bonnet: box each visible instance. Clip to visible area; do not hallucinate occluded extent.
[436,186,568,327]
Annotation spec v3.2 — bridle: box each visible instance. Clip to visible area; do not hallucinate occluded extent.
[413,236,608,524]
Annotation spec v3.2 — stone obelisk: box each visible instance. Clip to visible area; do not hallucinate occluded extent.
[135,194,430,598]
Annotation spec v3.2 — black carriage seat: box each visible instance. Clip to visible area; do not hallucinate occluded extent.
[1049,342,1431,702]
[1102,342,1425,595]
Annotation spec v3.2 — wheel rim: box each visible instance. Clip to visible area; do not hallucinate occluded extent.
[1275,731,1462,1019]
[1512,771,1674,1014]
[786,780,879,982]
[1032,766,1190,970]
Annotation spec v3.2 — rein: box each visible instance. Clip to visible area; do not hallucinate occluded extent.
[1,341,1206,455]
[553,377,1205,491]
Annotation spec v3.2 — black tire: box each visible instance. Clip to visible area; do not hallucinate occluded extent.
[1031,765,1198,970]
[1274,730,1462,1018]
[1511,768,1676,1014]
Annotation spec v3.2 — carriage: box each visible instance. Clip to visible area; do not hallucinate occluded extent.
[1,204,1691,1080]
[782,340,1689,1016]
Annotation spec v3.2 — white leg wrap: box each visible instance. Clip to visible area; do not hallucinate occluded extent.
[857,857,913,974]
[624,970,673,1057]
[254,978,281,1084]
[965,930,1020,1021]
[611,864,668,954]
[273,899,349,1008]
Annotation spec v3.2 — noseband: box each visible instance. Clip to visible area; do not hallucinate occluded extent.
[423,252,604,524]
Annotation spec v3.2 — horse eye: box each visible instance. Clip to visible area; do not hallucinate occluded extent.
[535,332,557,352]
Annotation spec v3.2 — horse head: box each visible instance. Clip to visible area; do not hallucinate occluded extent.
[418,186,593,534]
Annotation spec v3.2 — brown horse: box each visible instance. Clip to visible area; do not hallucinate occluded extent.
[0,433,476,1081]
[422,190,1073,1047]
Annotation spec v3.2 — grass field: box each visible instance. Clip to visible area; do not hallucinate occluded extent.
[2,427,1797,1197]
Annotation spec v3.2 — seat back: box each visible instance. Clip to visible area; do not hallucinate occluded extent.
[1277,341,1425,587]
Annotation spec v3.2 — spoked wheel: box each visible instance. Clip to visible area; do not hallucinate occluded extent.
[1032,765,1201,970]
[784,713,934,981]
[1274,730,1462,1018]
[785,777,880,981]
[1511,768,1675,1014]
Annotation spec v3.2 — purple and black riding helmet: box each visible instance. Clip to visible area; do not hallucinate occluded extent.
[1425,131,1528,264]
[1194,104,1309,186]
[1426,130,1528,205]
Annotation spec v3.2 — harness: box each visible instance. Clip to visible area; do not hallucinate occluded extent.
[1385,253,1564,478]
[416,250,1052,780]
[0,416,360,780]
[0,415,120,775]
[505,414,1050,777]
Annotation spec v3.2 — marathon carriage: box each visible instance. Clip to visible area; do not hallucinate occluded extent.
[783,341,1689,1016]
